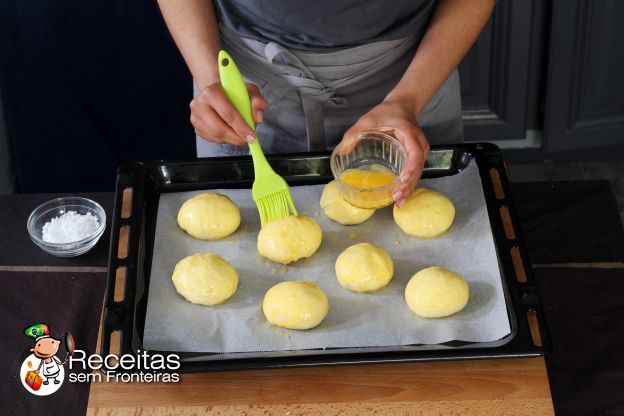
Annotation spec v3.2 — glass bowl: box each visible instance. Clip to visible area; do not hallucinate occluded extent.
[330,131,407,209]
[27,197,107,257]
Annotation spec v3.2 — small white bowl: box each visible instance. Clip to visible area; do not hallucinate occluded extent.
[27,197,106,257]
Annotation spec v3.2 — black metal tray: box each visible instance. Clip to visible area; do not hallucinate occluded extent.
[100,143,549,372]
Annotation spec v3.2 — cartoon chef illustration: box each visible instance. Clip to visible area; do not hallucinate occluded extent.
[24,323,67,385]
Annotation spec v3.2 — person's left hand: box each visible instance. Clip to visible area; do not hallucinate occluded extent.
[341,98,430,207]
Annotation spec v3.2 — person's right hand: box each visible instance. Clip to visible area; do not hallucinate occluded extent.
[190,82,266,146]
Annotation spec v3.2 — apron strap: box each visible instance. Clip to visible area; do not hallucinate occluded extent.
[221,28,348,151]
[219,25,419,152]
[301,95,326,151]
[264,42,348,150]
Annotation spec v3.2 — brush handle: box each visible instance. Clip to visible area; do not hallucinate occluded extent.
[217,50,269,175]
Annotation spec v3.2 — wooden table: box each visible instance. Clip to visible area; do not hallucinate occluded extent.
[87,188,554,416]
[88,357,553,415]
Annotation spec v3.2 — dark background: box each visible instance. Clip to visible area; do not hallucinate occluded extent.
[0,1,194,193]
[1,0,623,193]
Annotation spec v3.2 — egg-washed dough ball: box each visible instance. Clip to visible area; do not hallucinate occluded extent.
[177,192,240,240]
[393,188,455,238]
[262,281,329,330]
[335,243,394,292]
[257,215,322,264]
[320,181,375,225]
[404,266,469,318]
[172,253,238,306]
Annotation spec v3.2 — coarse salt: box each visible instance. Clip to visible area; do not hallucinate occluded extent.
[41,211,100,243]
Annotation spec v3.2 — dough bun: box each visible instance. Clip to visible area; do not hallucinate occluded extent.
[335,243,394,292]
[262,281,329,330]
[177,192,241,240]
[320,180,375,225]
[172,253,238,306]
[393,188,455,238]
[257,215,322,264]
[404,266,469,318]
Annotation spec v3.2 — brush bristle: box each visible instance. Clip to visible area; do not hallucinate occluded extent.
[256,190,298,227]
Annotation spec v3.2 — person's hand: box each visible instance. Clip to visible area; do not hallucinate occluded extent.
[190,82,266,145]
[341,98,430,207]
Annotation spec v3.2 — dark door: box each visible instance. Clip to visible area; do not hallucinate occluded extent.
[459,0,541,142]
[544,0,624,153]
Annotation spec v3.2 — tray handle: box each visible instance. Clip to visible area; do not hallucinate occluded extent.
[100,163,145,362]
[487,161,551,352]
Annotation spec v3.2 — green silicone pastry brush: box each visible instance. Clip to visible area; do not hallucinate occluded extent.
[217,50,297,226]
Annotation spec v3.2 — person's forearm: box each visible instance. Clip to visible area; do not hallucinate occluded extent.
[157,0,222,90]
[386,0,495,115]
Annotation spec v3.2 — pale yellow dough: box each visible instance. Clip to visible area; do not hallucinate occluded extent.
[262,281,329,330]
[177,192,240,240]
[172,253,238,306]
[320,181,375,225]
[335,243,394,292]
[404,266,469,318]
[257,215,322,264]
[393,188,455,238]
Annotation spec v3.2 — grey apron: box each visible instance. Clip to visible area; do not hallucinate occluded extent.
[196,25,462,157]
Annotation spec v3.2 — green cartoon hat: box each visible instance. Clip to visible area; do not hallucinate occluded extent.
[24,323,50,341]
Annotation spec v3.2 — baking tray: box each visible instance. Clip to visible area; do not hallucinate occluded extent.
[100,143,549,372]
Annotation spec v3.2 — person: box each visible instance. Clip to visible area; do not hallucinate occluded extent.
[157,0,494,206]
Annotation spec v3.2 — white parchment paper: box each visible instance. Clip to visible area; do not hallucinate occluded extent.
[143,159,511,353]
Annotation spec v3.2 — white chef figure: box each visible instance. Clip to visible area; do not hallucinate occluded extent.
[25,323,67,385]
